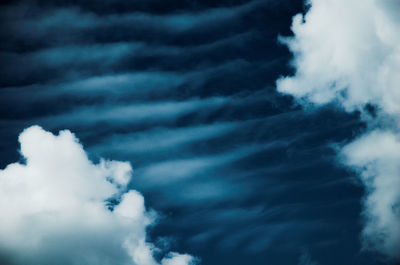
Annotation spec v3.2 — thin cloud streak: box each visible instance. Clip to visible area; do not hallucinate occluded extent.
[37,97,229,127]
[91,122,239,155]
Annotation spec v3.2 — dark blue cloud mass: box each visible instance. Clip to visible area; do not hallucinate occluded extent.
[0,0,398,265]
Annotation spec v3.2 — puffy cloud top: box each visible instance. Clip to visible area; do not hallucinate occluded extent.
[342,130,400,258]
[0,125,196,265]
[276,0,400,260]
[277,0,400,115]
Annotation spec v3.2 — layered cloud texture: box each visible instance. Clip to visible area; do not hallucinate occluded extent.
[277,0,400,260]
[0,126,195,265]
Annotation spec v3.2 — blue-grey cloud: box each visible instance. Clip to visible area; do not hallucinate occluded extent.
[38,97,228,127]
[90,122,239,156]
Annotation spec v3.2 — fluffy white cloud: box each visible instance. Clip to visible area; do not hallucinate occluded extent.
[342,130,400,257]
[0,125,196,265]
[276,0,400,260]
[277,0,400,114]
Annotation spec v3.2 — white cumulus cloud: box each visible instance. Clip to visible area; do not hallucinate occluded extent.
[0,125,197,265]
[276,0,400,260]
[277,0,400,114]
[341,130,400,258]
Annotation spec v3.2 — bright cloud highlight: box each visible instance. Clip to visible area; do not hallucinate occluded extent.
[0,125,196,265]
[342,130,400,257]
[277,0,400,114]
[276,0,400,260]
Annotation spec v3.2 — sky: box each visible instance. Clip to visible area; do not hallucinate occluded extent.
[0,0,399,265]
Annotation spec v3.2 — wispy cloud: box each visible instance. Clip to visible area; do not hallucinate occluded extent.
[1,0,261,49]
[137,144,274,186]
[91,122,239,155]
[38,97,228,127]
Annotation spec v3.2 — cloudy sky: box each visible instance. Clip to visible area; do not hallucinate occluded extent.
[0,0,399,265]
